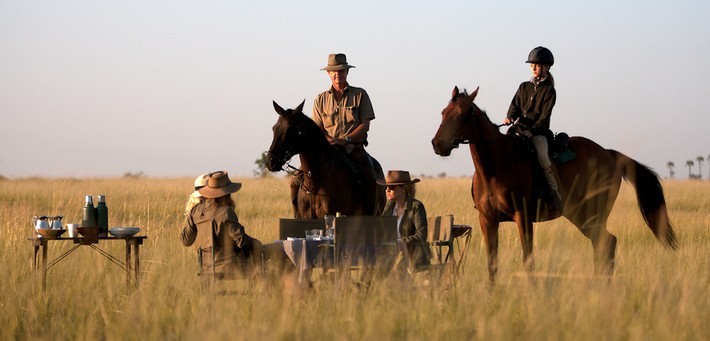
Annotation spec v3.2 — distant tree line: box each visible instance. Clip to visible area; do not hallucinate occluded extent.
[666,154,709,180]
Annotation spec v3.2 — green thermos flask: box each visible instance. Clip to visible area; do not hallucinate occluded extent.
[82,195,97,228]
[97,195,108,237]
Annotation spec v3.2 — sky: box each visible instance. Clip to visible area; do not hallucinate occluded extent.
[1,0,709,180]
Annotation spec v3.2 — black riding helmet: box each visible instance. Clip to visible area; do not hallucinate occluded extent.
[526,46,554,66]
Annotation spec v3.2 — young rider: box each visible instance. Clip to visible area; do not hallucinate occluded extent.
[504,46,562,209]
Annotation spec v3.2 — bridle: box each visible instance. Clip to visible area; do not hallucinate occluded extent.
[267,118,334,196]
[444,96,508,148]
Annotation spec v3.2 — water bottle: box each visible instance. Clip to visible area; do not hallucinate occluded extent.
[97,195,108,237]
[82,195,97,228]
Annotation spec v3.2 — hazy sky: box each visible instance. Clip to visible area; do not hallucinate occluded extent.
[1,0,708,179]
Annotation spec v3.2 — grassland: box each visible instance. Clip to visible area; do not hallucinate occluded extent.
[0,176,707,340]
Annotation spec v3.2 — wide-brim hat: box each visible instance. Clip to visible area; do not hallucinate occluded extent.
[198,171,242,198]
[377,170,420,186]
[320,53,355,71]
[190,172,211,198]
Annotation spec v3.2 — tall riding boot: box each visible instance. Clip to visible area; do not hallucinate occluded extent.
[543,166,563,210]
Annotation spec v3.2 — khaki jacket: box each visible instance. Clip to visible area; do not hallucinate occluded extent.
[180,201,251,274]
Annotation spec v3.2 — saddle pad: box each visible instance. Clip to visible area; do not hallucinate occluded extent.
[555,148,576,164]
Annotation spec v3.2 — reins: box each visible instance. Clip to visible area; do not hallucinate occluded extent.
[448,98,510,147]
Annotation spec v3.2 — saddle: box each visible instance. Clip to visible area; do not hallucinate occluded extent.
[507,126,575,206]
[333,145,384,183]
[506,124,575,166]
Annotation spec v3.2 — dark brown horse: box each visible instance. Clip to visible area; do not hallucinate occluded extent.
[432,86,677,283]
[266,100,385,219]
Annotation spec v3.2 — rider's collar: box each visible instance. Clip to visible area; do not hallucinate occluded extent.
[530,75,548,86]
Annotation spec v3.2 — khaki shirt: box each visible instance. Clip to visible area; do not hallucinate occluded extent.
[312,85,375,143]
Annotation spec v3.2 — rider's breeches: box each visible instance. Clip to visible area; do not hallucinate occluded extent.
[532,135,553,169]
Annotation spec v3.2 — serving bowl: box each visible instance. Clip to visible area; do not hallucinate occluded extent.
[77,226,100,238]
[37,229,66,239]
[109,227,141,238]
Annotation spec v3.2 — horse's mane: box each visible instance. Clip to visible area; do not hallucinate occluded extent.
[456,89,497,130]
[453,89,513,177]
[291,110,333,150]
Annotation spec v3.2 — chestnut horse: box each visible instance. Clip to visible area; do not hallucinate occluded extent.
[432,86,677,283]
[266,100,385,219]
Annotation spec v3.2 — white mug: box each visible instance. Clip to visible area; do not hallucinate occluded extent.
[66,223,79,238]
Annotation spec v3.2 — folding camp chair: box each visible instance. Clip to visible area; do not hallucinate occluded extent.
[197,230,265,294]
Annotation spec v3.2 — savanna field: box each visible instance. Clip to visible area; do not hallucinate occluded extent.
[0,176,708,340]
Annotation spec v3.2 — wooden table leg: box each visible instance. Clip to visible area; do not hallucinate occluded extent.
[41,241,48,291]
[133,243,140,286]
[125,242,131,290]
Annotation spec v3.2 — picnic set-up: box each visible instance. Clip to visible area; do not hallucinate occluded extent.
[27,195,147,291]
[261,214,472,287]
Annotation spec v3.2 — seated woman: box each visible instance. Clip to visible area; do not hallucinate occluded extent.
[379,170,431,273]
[180,171,263,277]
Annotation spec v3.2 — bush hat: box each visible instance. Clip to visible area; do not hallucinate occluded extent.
[190,172,211,198]
[198,171,242,199]
[377,170,420,186]
[320,53,355,71]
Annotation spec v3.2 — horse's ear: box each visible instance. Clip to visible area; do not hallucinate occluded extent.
[294,99,306,115]
[451,86,460,100]
[469,86,479,101]
[273,101,285,116]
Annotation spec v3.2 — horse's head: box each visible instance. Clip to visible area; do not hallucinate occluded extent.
[266,100,307,172]
[431,86,479,156]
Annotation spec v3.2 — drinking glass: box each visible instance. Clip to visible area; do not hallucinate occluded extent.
[324,215,335,238]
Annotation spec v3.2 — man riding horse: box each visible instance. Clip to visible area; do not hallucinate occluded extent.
[312,53,383,202]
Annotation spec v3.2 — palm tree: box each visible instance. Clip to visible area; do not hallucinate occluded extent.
[686,160,695,179]
[666,161,675,179]
[697,156,705,179]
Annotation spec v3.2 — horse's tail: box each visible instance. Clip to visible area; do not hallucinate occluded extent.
[608,149,678,249]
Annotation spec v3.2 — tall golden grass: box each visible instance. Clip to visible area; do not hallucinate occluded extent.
[1,176,707,340]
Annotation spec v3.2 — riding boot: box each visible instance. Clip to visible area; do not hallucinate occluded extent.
[543,166,563,210]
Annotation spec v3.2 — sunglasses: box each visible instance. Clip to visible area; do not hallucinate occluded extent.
[386,185,401,191]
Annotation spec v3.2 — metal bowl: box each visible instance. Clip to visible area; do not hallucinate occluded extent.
[77,226,100,238]
[109,227,141,238]
[37,229,66,239]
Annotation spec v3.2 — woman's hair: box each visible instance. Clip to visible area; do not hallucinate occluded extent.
[184,195,202,216]
[403,183,417,199]
[206,194,235,209]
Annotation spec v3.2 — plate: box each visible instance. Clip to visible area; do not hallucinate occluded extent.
[109,227,141,238]
[37,229,66,239]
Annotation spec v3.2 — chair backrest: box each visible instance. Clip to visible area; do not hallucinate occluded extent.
[278,218,325,240]
[334,215,398,269]
[428,215,453,243]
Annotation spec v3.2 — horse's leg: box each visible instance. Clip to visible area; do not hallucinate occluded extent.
[593,230,617,275]
[568,210,617,275]
[479,216,499,284]
[513,202,534,272]
[289,177,300,218]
